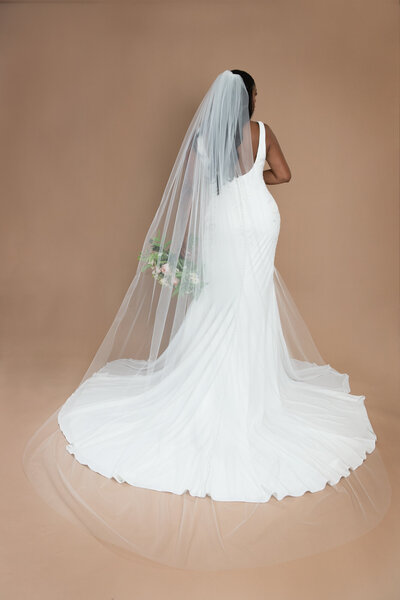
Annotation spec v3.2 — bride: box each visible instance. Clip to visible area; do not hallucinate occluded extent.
[22,68,391,568]
[47,68,377,504]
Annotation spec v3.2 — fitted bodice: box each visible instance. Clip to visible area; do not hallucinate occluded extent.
[202,120,281,301]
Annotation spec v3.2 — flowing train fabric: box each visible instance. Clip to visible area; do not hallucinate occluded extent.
[54,119,377,502]
[22,71,390,568]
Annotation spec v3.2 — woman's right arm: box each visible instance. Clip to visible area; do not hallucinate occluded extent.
[263,123,292,185]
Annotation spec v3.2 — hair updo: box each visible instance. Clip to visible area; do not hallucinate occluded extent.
[230,69,256,118]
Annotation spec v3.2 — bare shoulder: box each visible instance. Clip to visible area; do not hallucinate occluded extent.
[261,122,287,156]
[250,120,282,160]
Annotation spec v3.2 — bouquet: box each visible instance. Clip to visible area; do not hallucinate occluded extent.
[138,230,204,297]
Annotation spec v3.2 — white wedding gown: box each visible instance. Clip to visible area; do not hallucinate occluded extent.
[57,121,377,503]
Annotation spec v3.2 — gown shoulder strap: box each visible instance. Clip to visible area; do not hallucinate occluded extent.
[257,121,266,163]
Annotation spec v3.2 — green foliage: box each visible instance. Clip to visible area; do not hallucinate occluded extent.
[137,229,204,297]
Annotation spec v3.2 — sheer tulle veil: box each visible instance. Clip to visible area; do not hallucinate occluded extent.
[77,69,256,384]
[22,69,391,570]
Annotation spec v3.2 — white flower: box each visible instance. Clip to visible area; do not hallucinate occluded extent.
[188,272,200,284]
[161,263,171,274]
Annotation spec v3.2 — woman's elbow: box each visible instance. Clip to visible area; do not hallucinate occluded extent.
[280,171,291,183]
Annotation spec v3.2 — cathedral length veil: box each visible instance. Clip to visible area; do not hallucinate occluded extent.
[22,70,390,570]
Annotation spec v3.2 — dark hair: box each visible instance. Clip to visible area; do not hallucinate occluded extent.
[230,69,256,118]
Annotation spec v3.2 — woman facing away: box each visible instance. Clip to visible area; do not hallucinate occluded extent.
[27,69,378,505]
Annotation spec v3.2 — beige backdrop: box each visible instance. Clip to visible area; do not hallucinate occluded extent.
[1,1,399,599]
